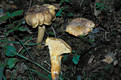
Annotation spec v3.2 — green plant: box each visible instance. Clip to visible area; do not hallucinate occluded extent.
[0,10,50,79]
[5,45,50,73]
[96,2,109,11]
[72,54,80,65]
[0,63,6,80]
[56,0,74,17]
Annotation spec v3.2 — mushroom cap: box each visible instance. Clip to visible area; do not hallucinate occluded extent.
[45,37,72,56]
[25,14,38,28]
[25,4,57,28]
[43,4,57,21]
[66,18,95,36]
[42,10,53,25]
[25,13,44,28]
[43,4,58,10]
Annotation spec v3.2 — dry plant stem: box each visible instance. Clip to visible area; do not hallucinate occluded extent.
[51,55,62,80]
[37,25,45,48]
[51,26,56,37]
[18,40,30,53]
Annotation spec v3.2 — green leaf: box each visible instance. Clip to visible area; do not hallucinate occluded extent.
[5,22,21,35]
[59,0,64,5]
[0,64,4,80]
[18,27,29,31]
[48,74,52,80]
[25,42,39,46]
[6,12,11,17]
[0,64,6,80]
[65,0,70,2]
[7,58,18,69]
[72,54,80,65]
[72,50,76,53]
[6,23,15,29]
[104,64,112,70]
[59,74,64,80]
[79,35,85,39]
[0,10,23,23]
[9,10,23,18]
[29,68,49,80]
[88,39,95,43]
[5,45,18,57]
[0,15,9,23]
[59,0,70,5]
[96,3,108,11]
[67,13,74,17]
[48,31,54,36]
[62,55,68,61]
[56,9,63,17]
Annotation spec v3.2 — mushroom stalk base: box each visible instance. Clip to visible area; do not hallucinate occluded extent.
[37,25,45,48]
[51,55,62,80]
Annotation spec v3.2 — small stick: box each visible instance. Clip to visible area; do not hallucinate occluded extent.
[51,25,56,38]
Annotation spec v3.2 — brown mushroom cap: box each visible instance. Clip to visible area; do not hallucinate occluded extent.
[45,37,72,56]
[66,18,95,36]
[25,4,57,28]
[43,4,58,17]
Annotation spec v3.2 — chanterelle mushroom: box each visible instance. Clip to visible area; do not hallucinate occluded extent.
[66,18,95,36]
[25,4,57,48]
[45,37,72,80]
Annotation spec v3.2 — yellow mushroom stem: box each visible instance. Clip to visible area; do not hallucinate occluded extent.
[37,25,45,48]
[51,55,62,80]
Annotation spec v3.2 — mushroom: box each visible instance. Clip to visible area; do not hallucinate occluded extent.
[25,4,57,48]
[45,37,72,80]
[66,18,95,36]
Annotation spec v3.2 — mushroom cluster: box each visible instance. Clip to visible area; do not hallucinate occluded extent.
[25,4,96,80]
[25,4,57,48]
[45,37,72,80]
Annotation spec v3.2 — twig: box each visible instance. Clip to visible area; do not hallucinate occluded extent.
[43,61,51,67]
[51,25,56,38]
[17,54,50,74]
[27,0,32,12]
[18,40,30,53]
[80,0,84,8]
[18,40,34,60]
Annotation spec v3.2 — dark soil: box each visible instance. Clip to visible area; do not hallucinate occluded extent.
[0,0,121,80]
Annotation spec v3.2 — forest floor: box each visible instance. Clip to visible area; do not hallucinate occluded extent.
[0,0,121,80]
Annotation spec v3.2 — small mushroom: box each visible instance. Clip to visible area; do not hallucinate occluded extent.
[25,4,57,48]
[66,18,95,36]
[45,37,72,80]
